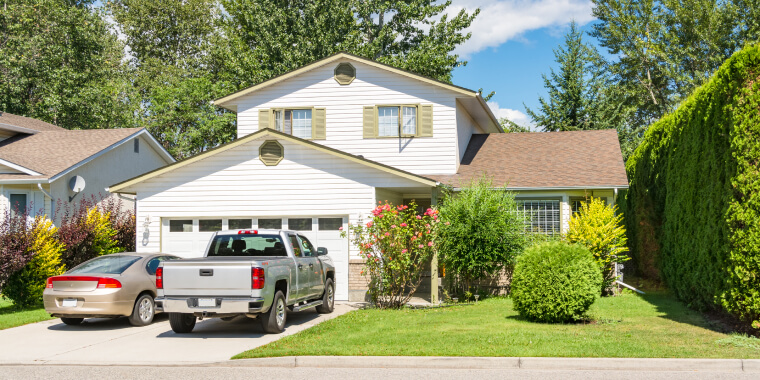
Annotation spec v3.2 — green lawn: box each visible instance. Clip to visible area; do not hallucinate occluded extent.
[0,298,53,330]
[235,291,760,359]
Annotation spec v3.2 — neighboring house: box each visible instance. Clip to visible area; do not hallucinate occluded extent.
[0,112,174,221]
[109,53,628,302]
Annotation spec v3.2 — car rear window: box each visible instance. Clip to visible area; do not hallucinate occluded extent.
[207,234,287,257]
[68,255,141,275]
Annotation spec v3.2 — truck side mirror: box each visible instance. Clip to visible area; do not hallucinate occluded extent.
[317,247,328,256]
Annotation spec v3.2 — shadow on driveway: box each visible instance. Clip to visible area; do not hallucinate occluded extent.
[156,309,324,338]
[46,313,170,331]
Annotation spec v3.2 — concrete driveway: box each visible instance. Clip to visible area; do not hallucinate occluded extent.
[0,304,353,365]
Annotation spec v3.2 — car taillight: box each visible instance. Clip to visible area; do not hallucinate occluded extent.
[46,277,53,288]
[96,278,122,289]
[156,267,163,289]
[252,267,265,289]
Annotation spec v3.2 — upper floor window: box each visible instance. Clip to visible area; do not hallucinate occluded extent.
[273,109,312,139]
[378,106,417,137]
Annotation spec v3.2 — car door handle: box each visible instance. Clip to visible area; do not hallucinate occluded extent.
[298,264,303,270]
[309,263,314,268]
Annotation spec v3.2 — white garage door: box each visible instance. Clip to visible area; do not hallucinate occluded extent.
[161,216,349,301]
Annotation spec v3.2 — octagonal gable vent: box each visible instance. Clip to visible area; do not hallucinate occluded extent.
[334,62,356,85]
[259,140,284,166]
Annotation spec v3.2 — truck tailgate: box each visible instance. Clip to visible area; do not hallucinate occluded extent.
[162,260,254,297]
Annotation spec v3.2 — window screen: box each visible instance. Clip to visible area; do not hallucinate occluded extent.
[169,220,193,232]
[516,200,561,235]
[258,218,282,229]
[318,217,343,231]
[229,219,252,230]
[288,218,313,231]
[378,106,399,137]
[199,219,222,232]
[402,106,417,135]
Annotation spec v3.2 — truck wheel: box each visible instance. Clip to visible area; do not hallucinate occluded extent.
[260,291,287,333]
[61,317,84,325]
[169,313,196,333]
[316,278,335,314]
[128,294,155,326]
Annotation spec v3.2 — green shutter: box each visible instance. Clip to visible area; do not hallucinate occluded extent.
[419,104,433,137]
[363,106,376,138]
[313,108,326,140]
[258,109,270,130]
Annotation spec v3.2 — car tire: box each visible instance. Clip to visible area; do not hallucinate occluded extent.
[61,317,84,325]
[128,294,155,326]
[316,278,335,314]
[169,313,196,333]
[260,291,287,334]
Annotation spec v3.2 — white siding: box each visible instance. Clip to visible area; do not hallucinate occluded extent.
[0,163,23,174]
[130,137,430,258]
[455,101,485,168]
[236,60,466,175]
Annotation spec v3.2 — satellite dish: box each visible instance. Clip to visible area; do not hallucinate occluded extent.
[69,175,86,193]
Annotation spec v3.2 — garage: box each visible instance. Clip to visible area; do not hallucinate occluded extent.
[161,216,350,301]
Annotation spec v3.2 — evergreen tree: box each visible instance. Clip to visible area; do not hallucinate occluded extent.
[526,22,621,132]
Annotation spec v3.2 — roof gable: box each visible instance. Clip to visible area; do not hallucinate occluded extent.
[110,128,438,193]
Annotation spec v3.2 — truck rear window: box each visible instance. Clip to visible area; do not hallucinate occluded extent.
[207,234,287,257]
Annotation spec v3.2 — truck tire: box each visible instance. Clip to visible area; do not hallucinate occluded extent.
[316,278,335,314]
[260,291,287,333]
[169,313,196,333]
[128,294,155,326]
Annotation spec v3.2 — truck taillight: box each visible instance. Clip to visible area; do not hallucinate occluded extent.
[46,278,53,288]
[238,230,258,235]
[252,267,265,289]
[156,267,163,289]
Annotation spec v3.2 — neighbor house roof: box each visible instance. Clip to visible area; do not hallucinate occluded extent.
[0,112,66,133]
[429,130,629,189]
[110,128,439,193]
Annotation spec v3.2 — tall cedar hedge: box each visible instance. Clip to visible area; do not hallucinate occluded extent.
[625,45,760,323]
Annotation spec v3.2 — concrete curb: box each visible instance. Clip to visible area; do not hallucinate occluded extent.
[229,356,760,372]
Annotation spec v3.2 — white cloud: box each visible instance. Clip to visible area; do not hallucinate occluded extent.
[488,101,536,130]
[448,0,596,57]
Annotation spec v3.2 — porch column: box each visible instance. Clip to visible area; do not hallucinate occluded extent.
[430,187,439,304]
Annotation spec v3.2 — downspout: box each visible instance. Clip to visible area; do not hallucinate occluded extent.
[37,183,55,219]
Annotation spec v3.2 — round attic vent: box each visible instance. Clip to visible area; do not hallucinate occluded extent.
[334,62,356,85]
[259,140,284,166]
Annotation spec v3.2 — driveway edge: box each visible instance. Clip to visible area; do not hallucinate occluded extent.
[229,356,760,372]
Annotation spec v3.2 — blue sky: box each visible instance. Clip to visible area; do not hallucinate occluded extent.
[446,0,597,128]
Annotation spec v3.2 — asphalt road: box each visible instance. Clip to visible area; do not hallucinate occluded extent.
[0,365,755,380]
[0,304,353,365]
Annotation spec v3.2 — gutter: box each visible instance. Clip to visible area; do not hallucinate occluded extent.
[450,185,631,192]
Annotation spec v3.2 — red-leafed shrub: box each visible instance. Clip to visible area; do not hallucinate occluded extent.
[0,209,34,291]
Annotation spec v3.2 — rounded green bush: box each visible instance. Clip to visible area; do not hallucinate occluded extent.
[511,241,603,323]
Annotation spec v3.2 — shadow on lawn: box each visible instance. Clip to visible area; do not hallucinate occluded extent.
[0,302,42,315]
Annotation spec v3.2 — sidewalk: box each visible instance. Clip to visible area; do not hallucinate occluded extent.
[227,356,760,372]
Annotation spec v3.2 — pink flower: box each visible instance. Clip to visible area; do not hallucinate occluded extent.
[445,221,450,225]
[428,241,433,247]
[391,225,397,228]
[425,224,430,228]
[402,249,408,253]
[400,223,407,227]
[366,221,373,227]
[416,215,422,220]
[338,226,343,231]
[385,232,390,236]
[418,244,424,249]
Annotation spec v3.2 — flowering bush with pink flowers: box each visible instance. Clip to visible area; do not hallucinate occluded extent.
[342,201,437,308]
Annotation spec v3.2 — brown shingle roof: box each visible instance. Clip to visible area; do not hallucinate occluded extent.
[429,130,629,189]
[0,128,143,178]
[0,112,65,132]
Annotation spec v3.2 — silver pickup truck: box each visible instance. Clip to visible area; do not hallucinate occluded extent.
[155,229,336,334]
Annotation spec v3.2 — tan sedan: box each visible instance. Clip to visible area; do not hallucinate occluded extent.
[43,253,179,326]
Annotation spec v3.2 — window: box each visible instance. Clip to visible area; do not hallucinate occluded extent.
[288,234,302,257]
[69,255,141,275]
[199,219,222,232]
[207,234,286,257]
[377,105,418,137]
[571,197,608,216]
[134,138,139,153]
[318,217,343,231]
[258,218,282,229]
[273,109,312,139]
[145,256,178,276]
[229,219,252,230]
[169,220,193,232]
[516,200,561,235]
[297,235,316,257]
[288,218,313,231]
[9,194,27,217]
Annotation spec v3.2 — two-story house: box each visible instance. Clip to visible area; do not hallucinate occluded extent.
[109,53,628,302]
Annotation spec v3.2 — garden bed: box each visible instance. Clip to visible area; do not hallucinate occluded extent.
[235,291,760,359]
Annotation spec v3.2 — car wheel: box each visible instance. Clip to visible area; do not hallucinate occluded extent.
[169,313,196,333]
[316,278,335,314]
[129,294,155,326]
[61,317,84,325]
[260,291,287,334]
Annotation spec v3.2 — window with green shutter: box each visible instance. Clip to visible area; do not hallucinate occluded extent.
[363,104,432,138]
[260,107,326,140]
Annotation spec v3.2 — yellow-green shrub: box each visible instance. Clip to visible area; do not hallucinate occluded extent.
[3,217,66,307]
[566,197,629,294]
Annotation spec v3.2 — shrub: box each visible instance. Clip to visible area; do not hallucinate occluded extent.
[0,209,34,291]
[566,197,630,295]
[511,241,603,323]
[57,197,124,268]
[342,201,436,308]
[436,177,526,296]
[624,45,760,323]
[3,217,66,307]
